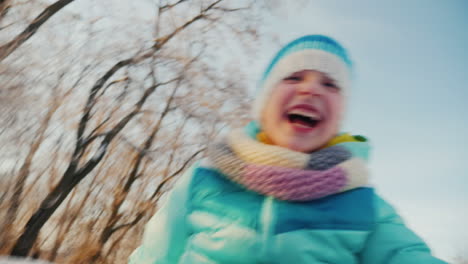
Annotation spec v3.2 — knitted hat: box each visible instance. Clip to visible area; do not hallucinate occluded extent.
[253,35,353,120]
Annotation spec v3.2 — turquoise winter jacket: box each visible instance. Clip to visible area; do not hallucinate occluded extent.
[129,165,447,264]
[129,129,447,264]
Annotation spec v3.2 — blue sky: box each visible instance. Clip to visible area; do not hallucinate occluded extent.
[251,0,468,260]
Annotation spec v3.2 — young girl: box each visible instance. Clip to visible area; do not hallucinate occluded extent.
[129,35,447,264]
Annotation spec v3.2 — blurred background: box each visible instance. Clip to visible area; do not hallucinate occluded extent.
[0,0,466,263]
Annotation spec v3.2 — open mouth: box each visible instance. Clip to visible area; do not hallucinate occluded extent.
[285,104,323,131]
[287,113,321,128]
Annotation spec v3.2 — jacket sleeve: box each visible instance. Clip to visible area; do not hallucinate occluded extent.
[128,165,195,264]
[360,195,448,264]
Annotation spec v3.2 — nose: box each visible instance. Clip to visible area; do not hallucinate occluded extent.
[297,75,324,96]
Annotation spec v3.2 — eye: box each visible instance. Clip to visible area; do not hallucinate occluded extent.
[283,75,302,82]
[322,80,340,91]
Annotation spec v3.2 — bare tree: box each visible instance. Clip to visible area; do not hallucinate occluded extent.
[0,0,290,262]
[7,0,259,258]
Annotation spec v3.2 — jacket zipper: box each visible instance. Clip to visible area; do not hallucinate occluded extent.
[259,196,275,260]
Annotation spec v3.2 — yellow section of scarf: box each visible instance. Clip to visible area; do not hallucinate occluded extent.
[230,130,309,169]
[256,131,361,148]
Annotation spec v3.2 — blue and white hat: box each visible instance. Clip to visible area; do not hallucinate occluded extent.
[253,35,353,120]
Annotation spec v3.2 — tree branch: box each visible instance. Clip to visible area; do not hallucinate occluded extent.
[150,148,205,200]
[109,212,144,236]
[0,0,76,62]
[153,0,224,49]
[159,0,188,12]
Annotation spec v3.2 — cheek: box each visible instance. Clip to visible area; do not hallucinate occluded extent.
[267,86,293,116]
[274,86,295,110]
[337,96,346,118]
[326,95,345,125]
[261,96,280,128]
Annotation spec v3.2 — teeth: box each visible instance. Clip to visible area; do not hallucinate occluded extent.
[287,110,321,120]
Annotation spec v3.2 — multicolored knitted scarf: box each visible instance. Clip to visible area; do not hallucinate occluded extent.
[207,128,370,202]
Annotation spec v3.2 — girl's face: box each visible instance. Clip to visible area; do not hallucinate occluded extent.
[261,70,345,153]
